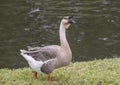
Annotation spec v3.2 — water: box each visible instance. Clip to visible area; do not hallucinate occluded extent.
[0,0,120,68]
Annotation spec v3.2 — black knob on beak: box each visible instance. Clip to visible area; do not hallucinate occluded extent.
[68,16,76,23]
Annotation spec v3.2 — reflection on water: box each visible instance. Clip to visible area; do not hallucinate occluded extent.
[0,0,120,68]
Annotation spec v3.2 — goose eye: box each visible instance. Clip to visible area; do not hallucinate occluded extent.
[68,16,73,19]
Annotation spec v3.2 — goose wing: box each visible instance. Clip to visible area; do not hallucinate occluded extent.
[25,46,57,61]
[27,46,42,51]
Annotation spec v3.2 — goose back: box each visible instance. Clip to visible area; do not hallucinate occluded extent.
[25,45,59,61]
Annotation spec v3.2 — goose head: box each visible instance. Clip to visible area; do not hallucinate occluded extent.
[61,16,75,29]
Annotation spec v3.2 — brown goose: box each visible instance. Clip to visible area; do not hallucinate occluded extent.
[20,16,75,81]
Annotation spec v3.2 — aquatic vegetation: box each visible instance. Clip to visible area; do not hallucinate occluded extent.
[0,58,120,85]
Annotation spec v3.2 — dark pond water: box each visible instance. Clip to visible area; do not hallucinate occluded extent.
[0,0,120,68]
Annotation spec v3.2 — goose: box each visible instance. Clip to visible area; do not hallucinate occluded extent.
[20,16,75,81]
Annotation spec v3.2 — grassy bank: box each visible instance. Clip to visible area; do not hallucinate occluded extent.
[0,58,120,85]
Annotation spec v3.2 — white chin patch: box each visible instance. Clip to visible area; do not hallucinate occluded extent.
[65,24,71,29]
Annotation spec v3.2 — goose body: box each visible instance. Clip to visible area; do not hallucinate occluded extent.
[20,16,75,81]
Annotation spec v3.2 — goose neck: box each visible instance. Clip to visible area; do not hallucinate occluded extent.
[59,23,69,48]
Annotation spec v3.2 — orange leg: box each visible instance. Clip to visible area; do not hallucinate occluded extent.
[47,74,51,81]
[33,71,38,80]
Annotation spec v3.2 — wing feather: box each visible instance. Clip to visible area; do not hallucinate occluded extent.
[25,46,57,61]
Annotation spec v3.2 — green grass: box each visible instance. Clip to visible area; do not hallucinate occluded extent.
[0,58,120,85]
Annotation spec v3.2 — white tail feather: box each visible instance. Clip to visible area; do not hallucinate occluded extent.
[20,49,27,54]
[20,49,43,72]
[20,52,32,62]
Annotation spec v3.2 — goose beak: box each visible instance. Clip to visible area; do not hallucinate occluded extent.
[69,17,76,24]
